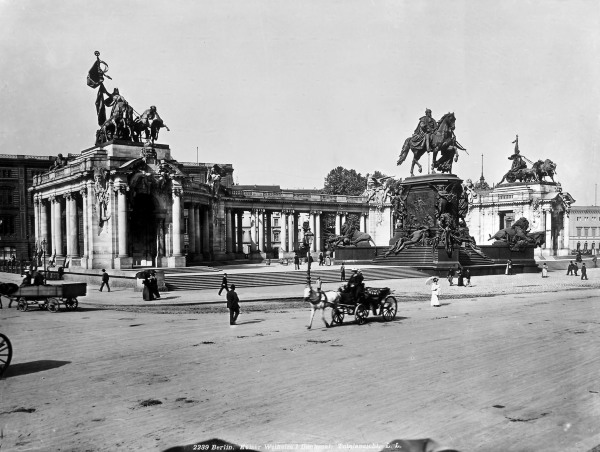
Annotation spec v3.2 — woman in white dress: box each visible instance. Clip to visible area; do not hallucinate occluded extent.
[429,277,441,307]
[542,263,548,278]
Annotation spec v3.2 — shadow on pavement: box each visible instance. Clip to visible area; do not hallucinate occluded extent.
[4,360,70,378]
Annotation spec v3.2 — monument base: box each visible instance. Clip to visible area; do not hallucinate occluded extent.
[167,256,187,268]
[113,256,133,270]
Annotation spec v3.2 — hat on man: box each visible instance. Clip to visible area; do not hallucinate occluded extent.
[101,269,106,272]
[352,268,358,272]
[230,284,236,290]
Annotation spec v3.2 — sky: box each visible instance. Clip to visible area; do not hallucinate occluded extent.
[1,0,599,205]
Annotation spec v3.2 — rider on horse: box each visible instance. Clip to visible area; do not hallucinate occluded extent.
[139,105,166,141]
[411,108,437,153]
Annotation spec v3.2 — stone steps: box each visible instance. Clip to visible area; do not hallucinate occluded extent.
[164,266,426,291]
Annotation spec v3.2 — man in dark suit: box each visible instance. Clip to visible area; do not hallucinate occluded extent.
[581,263,588,280]
[218,273,229,296]
[226,284,240,325]
[99,269,110,292]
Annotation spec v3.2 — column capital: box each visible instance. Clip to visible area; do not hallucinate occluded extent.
[115,185,129,196]
[172,188,183,198]
[79,186,88,197]
[310,210,322,215]
[64,192,74,201]
[33,197,40,206]
[48,195,57,203]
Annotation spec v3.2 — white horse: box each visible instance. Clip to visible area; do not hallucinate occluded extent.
[303,286,341,329]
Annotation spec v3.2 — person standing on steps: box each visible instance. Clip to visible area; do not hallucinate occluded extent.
[581,263,588,280]
[227,284,240,325]
[100,269,110,292]
[218,273,229,296]
[294,253,300,270]
[447,267,455,286]
[340,262,346,281]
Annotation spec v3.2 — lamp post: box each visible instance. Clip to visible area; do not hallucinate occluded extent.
[41,238,47,284]
[301,220,314,286]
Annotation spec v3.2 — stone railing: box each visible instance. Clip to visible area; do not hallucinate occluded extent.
[229,189,365,204]
[34,159,95,186]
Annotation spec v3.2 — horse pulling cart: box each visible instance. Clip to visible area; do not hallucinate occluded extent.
[8,283,87,313]
[331,286,398,325]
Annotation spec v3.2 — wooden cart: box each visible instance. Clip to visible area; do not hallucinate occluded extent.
[11,283,87,313]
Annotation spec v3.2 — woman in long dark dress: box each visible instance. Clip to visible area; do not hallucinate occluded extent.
[142,276,154,301]
[457,268,464,286]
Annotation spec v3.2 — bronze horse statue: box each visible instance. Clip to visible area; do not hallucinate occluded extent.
[397,112,458,176]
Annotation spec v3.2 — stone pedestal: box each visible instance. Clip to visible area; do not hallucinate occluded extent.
[113,256,133,270]
[167,255,187,268]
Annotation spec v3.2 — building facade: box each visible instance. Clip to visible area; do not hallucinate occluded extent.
[0,154,54,260]
[567,206,600,255]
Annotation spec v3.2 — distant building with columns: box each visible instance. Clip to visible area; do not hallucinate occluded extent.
[567,206,600,255]
[29,141,389,269]
[467,181,575,257]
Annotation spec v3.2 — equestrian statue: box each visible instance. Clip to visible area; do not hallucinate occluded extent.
[397,109,466,176]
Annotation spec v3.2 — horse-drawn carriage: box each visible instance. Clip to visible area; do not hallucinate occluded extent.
[303,284,398,329]
[331,286,398,325]
[1,283,87,313]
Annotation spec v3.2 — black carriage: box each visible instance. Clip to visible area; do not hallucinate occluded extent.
[331,286,398,325]
[6,283,87,313]
[0,333,11,379]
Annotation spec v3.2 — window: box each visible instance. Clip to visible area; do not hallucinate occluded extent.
[0,186,14,205]
[273,232,280,242]
[273,218,279,227]
[577,227,582,237]
[584,228,589,237]
[1,246,16,260]
[0,215,15,235]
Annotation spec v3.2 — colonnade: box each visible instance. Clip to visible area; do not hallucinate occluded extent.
[218,207,368,255]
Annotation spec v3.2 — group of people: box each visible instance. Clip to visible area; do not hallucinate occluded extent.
[446,265,472,287]
[141,271,161,300]
[566,261,588,280]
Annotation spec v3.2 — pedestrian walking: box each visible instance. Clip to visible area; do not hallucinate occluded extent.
[505,259,512,275]
[447,267,455,286]
[593,255,598,268]
[567,261,574,275]
[581,263,588,280]
[427,277,441,307]
[340,262,346,281]
[150,270,161,299]
[573,262,579,276]
[457,267,464,286]
[464,268,471,286]
[294,253,300,270]
[218,273,229,295]
[227,284,240,325]
[99,269,110,292]
[542,263,548,278]
[318,252,324,266]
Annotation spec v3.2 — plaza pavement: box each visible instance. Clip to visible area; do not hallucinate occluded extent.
[1,258,599,308]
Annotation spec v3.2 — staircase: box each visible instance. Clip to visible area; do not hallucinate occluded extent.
[371,246,434,266]
[165,266,426,291]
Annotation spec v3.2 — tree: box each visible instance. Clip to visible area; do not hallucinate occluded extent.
[323,167,366,196]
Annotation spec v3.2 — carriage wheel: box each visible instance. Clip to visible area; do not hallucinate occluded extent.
[17,298,28,312]
[0,333,12,379]
[331,308,344,325]
[47,298,60,313]
[381,296,398,321]
[355,304,368,325]
[65,298,78,310]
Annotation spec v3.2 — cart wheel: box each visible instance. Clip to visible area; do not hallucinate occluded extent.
[381,296,398,321]
[65,298,78,310]
[47,298,60,313]
[0,333,12,379]
[331,308,344,325]
[355,304,368,325]
[17,298,28,312]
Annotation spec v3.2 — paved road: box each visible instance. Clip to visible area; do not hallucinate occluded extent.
[1,267,600,451]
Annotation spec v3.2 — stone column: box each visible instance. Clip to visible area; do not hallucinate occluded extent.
[288,211,295,252]
[250,209,257,252]
[86,181,95,265]
[40,198,50,255]
[80,187,89,263]
[188,204,196,254]
[230,209,237,254]
[314,211,321,252]
[266,211,272,252]
[545,210,552,251]
[280,211,288,253]
[33,197,40,247]
[202,208,210,255]
[226,208,233,254]
[194,206,202,255]
[335,213,341,236]
[307,212,314,251]
[117,186,128,257]
[257,209,265,253]
[52,196,63,257]
[361,212,368,232]
[237,211,244,254]
[65,193,78,258]
[172,188,182,257]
